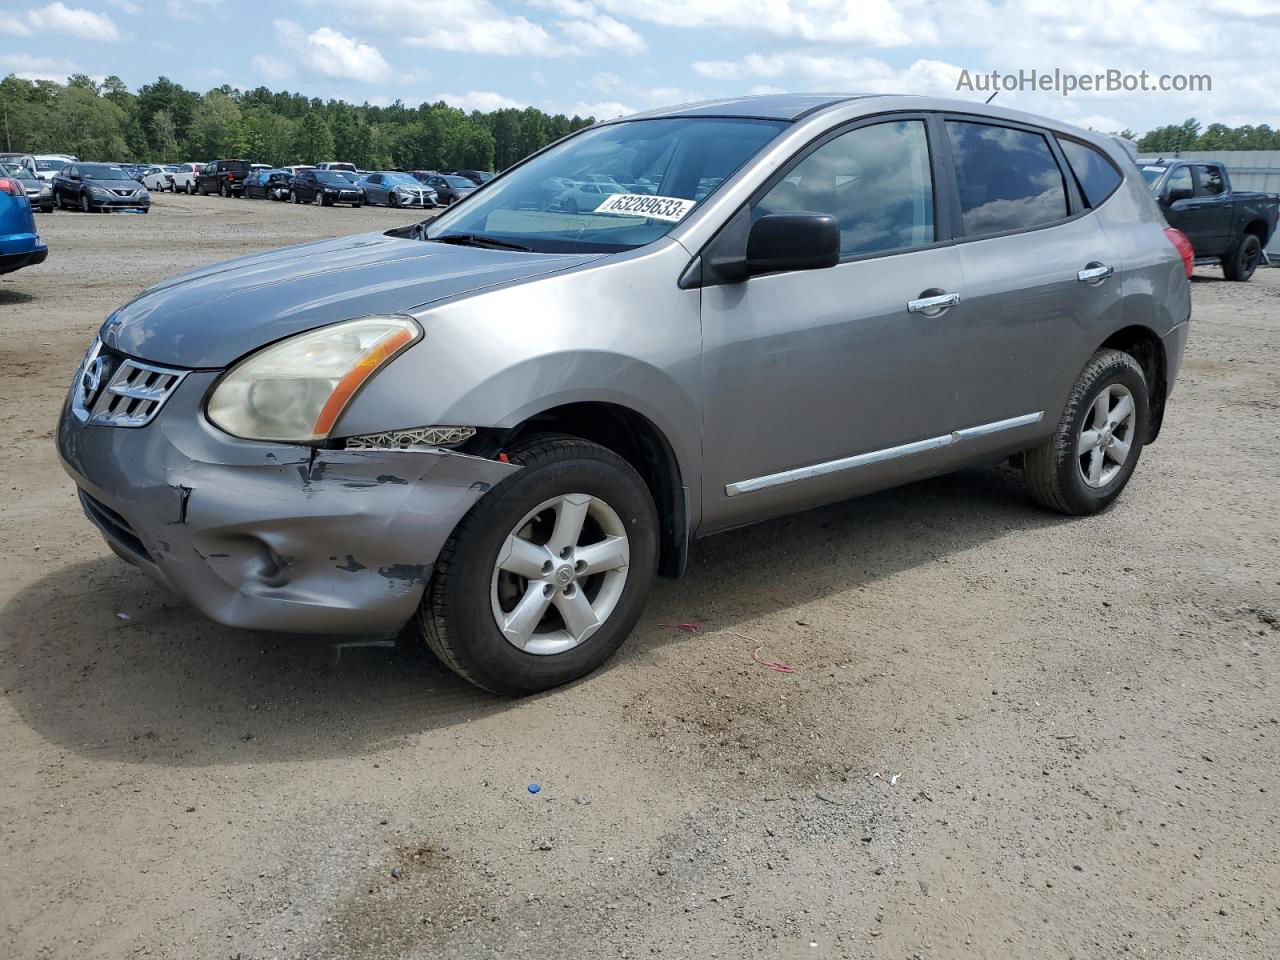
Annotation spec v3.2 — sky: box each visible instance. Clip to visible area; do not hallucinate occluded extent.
[0,0,1277,135]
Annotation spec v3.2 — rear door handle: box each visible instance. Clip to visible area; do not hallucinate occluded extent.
[1077,263,1114,283]
[906,292,960,315]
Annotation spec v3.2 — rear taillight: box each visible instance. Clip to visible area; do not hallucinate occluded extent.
[1164,226,1194,278]
[0,178,24,198]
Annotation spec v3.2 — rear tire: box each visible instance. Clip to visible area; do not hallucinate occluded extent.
[1222,233,1261,281]
[1023,349,1149,515]
[419,435,659,696]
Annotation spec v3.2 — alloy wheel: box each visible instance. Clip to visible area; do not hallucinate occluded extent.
[1077,383,1136,488]
[489,493,630,656]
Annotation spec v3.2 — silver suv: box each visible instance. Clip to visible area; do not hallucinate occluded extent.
[58,95,1191,695]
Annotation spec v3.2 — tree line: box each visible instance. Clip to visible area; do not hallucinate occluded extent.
[1130,118,1280,154]
[0,73,598,171]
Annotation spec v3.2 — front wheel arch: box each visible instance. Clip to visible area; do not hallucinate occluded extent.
[497,402,689,579]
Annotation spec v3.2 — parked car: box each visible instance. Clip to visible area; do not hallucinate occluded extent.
[32,154,76,181]
[315,161,358,174]
[0,162,54,212]
[141,165,178,192]
[0,153,36,176]
[57,94,1191,697]
[0,172,47,274]
[359,171,438,208]
[1138,157,1278,281]
[197,159,252,197]
[414,172,476,205]
[244,169,293,201]
[51,162,150,213]
[170,162,203,194]
[288,169,364,206]
[547,179,620,213]
[452,169,495,185]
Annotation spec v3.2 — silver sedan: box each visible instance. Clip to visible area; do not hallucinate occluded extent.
[359,172,438,208]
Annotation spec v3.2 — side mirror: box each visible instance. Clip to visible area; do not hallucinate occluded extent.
[745,213,841,276]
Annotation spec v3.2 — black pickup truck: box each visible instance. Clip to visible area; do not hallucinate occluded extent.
[1138,158,1278,281]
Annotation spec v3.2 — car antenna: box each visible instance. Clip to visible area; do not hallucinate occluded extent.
[985,91,998,104]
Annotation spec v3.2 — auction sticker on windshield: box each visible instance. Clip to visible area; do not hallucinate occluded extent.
[593,193,695,222]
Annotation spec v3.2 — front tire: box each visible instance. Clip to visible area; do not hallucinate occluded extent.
[1023,349,1149,515]
[80,193,91,213]
[419,435,659,695]
[1222,233,1261,282]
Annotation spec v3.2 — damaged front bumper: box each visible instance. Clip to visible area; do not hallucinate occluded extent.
[57,370,518,636]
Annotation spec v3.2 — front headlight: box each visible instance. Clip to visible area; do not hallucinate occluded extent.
[90,186,112,197]
[206,316,421,442]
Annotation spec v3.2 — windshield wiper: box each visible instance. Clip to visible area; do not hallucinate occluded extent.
[428,233,533,252]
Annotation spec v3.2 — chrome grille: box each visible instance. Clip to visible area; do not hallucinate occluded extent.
[71,338,187,428]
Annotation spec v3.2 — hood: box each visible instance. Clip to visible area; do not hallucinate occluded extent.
[100,231,601,367]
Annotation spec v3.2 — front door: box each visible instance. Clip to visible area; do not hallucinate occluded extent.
[700,117,969,531]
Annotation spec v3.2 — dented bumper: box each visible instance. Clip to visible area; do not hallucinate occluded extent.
[57,371,518,636]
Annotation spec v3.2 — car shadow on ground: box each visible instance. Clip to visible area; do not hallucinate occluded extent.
[0,288,36,305]
[0,462,1066,767]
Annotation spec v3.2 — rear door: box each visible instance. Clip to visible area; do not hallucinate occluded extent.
[1190,163,1233,255]
[942,118,1122,436]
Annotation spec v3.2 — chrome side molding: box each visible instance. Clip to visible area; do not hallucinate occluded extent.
[725,411,1044,496]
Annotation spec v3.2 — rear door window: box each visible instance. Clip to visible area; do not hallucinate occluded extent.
[946,121,1068,236]
[754,119,935,258]
[1057,138,1123,207]
[1195,165,1225,196]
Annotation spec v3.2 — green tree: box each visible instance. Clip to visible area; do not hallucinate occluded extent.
[295,110,335,163]
[187,90,242,158]
[149,109,181,160]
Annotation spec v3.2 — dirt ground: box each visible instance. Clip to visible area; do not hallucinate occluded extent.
[1,194,1277,960]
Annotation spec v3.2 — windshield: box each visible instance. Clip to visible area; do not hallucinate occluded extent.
[81,164,129,180]
[443,176,475,188]
[35,159,63,171]
[426,117,788,253]
[316,171,356,184]
[381,172,420,185]
[1138,163,1168,188]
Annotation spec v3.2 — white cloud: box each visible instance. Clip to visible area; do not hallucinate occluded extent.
[560,99,633,120]
[274,20,391,83]
[558,15,645,54]
[406,17,561,56]
[164,0,219,22]
[252,54,296,82]
[692,52,964,96]
[593,0,936,47]
[431,90,527,112]
[322,0,566,56]
[0,53,83,82]
[1,3,121,41]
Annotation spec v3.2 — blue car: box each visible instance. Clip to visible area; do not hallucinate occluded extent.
[0,173,48,275]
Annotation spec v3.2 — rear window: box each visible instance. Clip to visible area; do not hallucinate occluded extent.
[946,121,1068,236]
[220,161,250,173]
[1058,138,1123,207]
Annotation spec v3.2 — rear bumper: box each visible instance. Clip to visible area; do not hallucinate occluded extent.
[0,236,47,274]
[57,370,518,636]
[1162,318,1190,400]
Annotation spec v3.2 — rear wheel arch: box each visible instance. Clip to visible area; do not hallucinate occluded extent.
[501,402,690,578]
[1098,325,1167,442]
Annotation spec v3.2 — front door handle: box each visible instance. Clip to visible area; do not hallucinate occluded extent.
[1077,263,1114,283]
[906,291,961,315]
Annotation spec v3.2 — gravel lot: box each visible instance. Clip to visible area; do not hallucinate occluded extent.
[2,193,1278,960]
